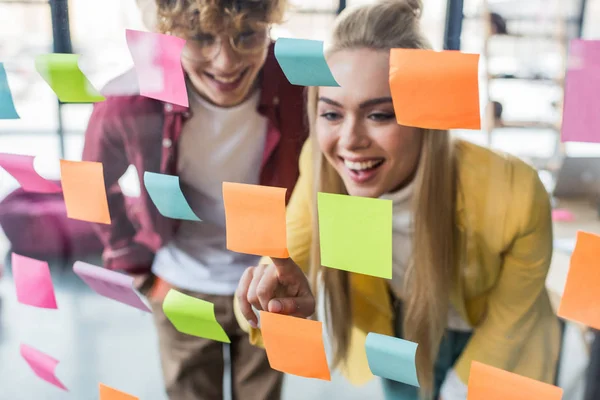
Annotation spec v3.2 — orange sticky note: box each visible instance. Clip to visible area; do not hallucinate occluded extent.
[60,160,111,224]
[467,361,563,400]
[223,182,289,258]
[99,383,138,400]
[260,311,331,381]
[558,231,600,329]
[389,49,481,130]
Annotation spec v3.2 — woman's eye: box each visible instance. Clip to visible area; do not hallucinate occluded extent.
[319,112,341,121]
[368,112,395,122]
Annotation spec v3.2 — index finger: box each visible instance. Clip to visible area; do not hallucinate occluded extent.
[236,267,258,328]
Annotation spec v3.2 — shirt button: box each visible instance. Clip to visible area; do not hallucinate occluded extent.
[162,138,172,148]
[183,111,191,118]
[164,103,173,112]
[273,96,279,105]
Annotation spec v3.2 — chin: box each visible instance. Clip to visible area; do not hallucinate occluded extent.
[343,183,382,199]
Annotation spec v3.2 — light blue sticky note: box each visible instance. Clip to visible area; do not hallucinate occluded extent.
[274,38,339,87]
[0,63,19,119]
[143,172,200,221]
[365,333,420,387]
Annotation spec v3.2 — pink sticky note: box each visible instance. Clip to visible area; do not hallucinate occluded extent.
[0,153,61,193]
[73,261,151,312]
[552,209,575,222]
[20,344,68,391]
[125,29,188,107]
[561,40,600,144]
[12,253,58,309]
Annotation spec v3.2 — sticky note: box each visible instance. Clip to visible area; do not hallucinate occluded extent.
[143,172,200,221]
[0,153,61,193]
[467,361,563,400]
[260,311,331,380]
[12,253,57,309]
[389,49,481,130]
[20,344,67,391]
[60,160,111,224]
[365,333,419,387]
[99,383,139,400]
[558,231,600,329]
[0,63,19,119]
[35,54,105,103]
[561,40,600,144]
[223,182,289,258]
[274,38,339,87]
[552,209,574,222]
[162,289,230,342]
[126,29,188,107]
[317,193,392,279]
[74,261,151,312]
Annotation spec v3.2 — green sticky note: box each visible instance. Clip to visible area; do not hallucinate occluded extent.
[35,54,105,103]
[317,193,392,279]
[162,289,230,343]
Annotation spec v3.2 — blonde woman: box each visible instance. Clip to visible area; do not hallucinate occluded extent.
[234,1,560,399]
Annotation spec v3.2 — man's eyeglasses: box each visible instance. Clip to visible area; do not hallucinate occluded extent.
[183,26,270,60]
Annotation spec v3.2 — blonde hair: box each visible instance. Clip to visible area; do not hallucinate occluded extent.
[156,0,287,37]
[307,1,457,397]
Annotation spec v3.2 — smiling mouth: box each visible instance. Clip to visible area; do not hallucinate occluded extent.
[204,68,249,85]
[342,158,385,172]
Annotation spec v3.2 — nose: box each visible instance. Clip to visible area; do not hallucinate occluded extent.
[338,118,371,151]
[211,37,241,71]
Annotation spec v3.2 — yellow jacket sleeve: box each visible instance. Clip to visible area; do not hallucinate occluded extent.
[235,139,315,344]
[454,162,559,383]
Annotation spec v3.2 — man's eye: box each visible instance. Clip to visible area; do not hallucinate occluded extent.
[192,34,216,45]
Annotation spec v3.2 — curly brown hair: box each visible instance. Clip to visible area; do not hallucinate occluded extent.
[156,0,288,37]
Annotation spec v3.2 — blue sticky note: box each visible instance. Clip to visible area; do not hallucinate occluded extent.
[365,333,420,387]
[274,38,339,87]
[0,63,19,119]
[143,172,200,221]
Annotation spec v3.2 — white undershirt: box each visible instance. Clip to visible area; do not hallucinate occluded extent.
[151,87,267,295]
[379,182,470,399]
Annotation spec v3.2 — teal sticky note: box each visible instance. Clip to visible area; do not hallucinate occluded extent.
[365,333,420,387]
[143,172,200,221]
[0,63,19,119]
[317,193,392,279]
[274,38,339,87]
[35,54,105,103]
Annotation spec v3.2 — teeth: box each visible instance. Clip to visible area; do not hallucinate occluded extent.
[213,74,240,83]
[344,159,382,171]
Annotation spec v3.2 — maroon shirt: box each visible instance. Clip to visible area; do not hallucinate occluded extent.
[82,44,307,274]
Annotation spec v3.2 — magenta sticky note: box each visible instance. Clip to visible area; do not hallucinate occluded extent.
[20,343,68,391]
[552,209,575,222]
[73,261,151,312]
[561,40,600,144]
[0,153,61,193]
[12,253,58,309]
[125,29,188,107]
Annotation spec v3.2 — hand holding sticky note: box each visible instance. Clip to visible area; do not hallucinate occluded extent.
[274,38,339,87]
[126,29,188,107]
[317,193,392,279]
[223,182,289,257]
[20,344,68,391]
[260,311,331,380]
[558,230,600,329]
[60,160,111,224]
[365,333,419,387]
[162,289,230,342]
[0,63,19,119]
[467,361,563,400]
[12,253,57,309]
[99,383,139,400]
[35,54,105,103]
[389,49,480,130]
[74,261,151,312]
[0,153,61,193]
[144,172,200,221]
